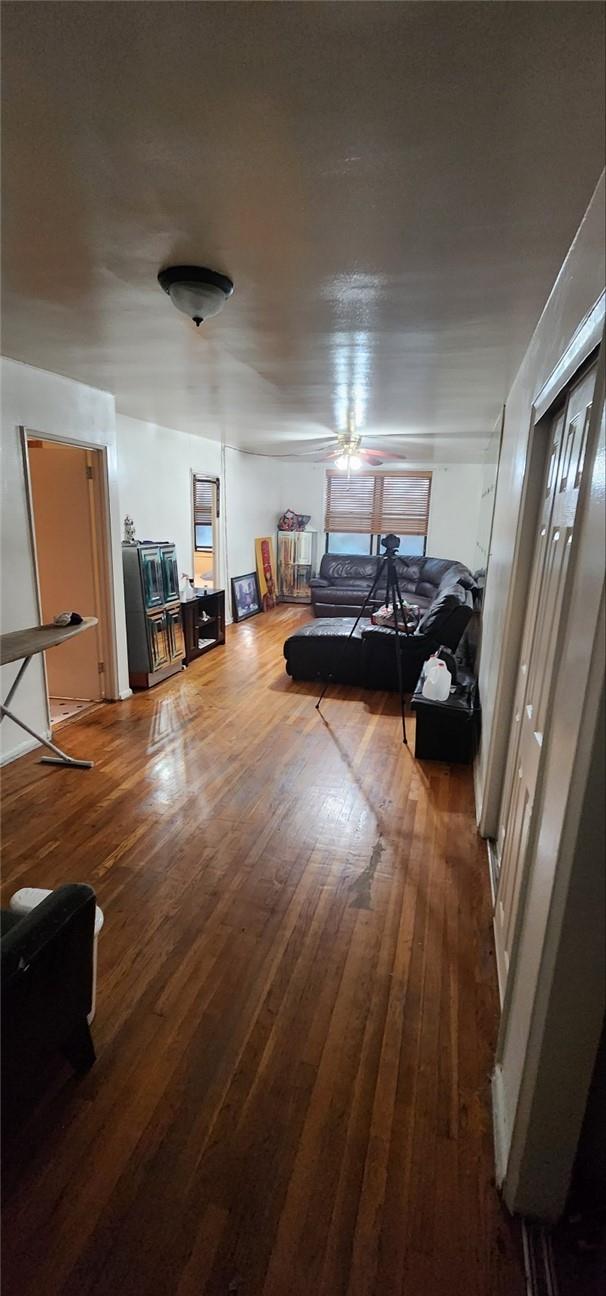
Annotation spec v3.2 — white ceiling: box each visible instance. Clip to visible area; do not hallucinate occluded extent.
[1,2,604,461]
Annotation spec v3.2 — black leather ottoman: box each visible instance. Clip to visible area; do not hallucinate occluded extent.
[283,618,369,685]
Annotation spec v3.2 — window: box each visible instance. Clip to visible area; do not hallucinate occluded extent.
[326,532,374,556]
[195,523,213,549]
[192,474,219,590]
[324,471,431,555]
[193,476,218,550]
[326,533,426,556]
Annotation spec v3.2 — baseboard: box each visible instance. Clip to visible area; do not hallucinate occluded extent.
[0,732,49,766]
[118,688,133,701]
[487,837,500,905]
[491,1064,509,1191]
[521,1220,559,1296]
[473,752,481,822]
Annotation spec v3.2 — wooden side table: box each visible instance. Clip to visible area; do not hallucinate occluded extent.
[181,590,226,664]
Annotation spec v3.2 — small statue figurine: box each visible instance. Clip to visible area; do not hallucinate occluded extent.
[123,515,136,545]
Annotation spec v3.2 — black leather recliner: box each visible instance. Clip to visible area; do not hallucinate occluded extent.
[1,884,97,1107]
[310,553,476,618]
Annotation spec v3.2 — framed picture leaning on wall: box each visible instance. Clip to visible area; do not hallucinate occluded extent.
[231,571,262,623]
[255,536,277,611]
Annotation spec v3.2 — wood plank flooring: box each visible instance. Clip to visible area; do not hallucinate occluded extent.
[1,606,524,1296]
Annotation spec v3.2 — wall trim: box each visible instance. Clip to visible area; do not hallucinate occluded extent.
[491,1064,509,1190]
[521,1220,560,1296]
[0,732,48,766]
[534,290,605,422]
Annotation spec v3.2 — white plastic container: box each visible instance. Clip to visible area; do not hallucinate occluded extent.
[421,658,452,702]
[9,887,104,1023]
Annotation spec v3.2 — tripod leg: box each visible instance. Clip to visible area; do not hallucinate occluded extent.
[315,557,388,711]
[386,558,408,745]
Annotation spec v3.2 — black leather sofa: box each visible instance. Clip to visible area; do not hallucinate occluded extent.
[310,553,475,618]
[284,579,474,693]
[1,884,97,1110]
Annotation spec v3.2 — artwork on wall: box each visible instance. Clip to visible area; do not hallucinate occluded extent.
[231,572,262,623]
[255,536,277,611]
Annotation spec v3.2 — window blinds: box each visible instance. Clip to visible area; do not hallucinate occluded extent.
[193,475,218,526]
[324,470,432,535]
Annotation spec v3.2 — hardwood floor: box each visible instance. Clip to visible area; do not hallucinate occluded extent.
[1,606,524,1296]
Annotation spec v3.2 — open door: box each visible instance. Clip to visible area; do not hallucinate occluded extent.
[27,438,107,725]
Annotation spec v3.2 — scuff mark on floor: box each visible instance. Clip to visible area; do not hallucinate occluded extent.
[349,834,384,910]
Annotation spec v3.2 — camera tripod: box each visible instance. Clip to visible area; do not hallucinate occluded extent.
[315,533,411,745]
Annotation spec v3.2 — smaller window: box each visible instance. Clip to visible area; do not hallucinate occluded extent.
[399,535,426,557]
[195,523,213,551]
[326,533,373,556]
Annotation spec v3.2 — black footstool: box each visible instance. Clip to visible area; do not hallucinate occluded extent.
[283,618,370,685]
[411,669,478,762]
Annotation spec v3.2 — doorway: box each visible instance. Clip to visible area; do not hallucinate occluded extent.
[192,474,219,590]
[26,437,109,726]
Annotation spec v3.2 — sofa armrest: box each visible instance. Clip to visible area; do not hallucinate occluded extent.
[1,884,96,984]
[1,883,97,1070]
[310,577,329,588]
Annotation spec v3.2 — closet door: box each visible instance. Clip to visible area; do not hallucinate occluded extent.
[494,362,597,996]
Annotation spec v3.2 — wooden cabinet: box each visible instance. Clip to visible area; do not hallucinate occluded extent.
[181,590,225,664]
[122,542,184,689]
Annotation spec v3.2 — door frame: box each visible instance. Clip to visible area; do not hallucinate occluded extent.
[479,290,606,841]
[492,335,605,1220]
[190,469,221,590]
[493,357,598,1008]
[20,427,120,719]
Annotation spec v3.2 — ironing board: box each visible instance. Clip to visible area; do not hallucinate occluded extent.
[0,618,98,769]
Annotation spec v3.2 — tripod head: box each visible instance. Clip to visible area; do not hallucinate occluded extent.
[381,533,401,557]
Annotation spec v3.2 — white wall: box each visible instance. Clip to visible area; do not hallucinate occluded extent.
[223,448,283,582]
[477,173,605,835]
[474,419,502,572]
[425,464,483,570]
[117,424,292,610]
[117,414,222,584]
[0,357,129,763]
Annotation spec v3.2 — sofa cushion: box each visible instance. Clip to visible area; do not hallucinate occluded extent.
[318,556,377,583]
[313,585,375,605]
[416,584,469,639]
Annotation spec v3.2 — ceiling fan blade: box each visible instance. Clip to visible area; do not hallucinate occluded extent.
[280,446,338,459]
[365,448,406,463]
[362,447,408,462]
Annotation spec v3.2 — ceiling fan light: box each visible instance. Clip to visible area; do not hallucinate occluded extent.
[348,454,362,469]
[335,454,349,470]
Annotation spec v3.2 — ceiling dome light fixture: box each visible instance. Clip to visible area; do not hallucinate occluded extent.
[158,265,234,327]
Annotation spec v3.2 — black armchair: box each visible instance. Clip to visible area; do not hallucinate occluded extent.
[1,883,97,1100]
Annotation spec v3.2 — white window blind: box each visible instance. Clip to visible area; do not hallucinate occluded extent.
[193,476,218,526]
[324,470,432,535]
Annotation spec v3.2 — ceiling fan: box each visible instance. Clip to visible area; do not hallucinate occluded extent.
[290,418,407,470]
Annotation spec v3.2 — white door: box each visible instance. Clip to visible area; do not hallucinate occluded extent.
[494,361,597,995]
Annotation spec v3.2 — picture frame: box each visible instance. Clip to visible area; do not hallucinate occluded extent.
[255,536,277,611]
[231,571,262,623]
